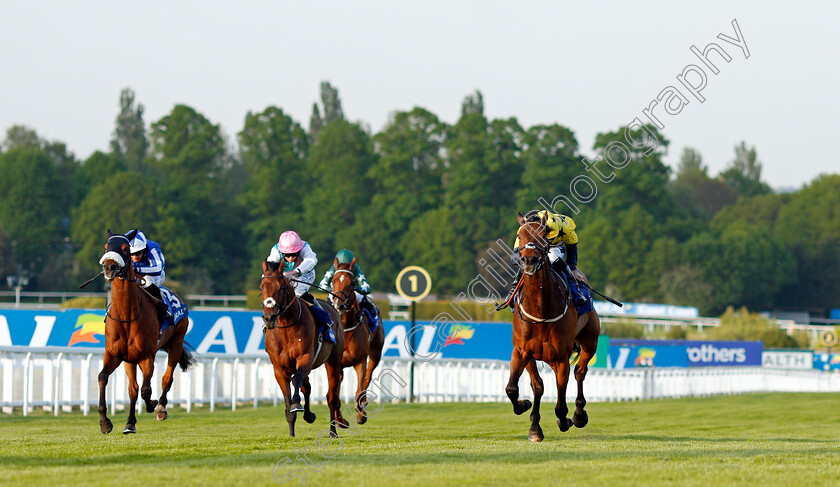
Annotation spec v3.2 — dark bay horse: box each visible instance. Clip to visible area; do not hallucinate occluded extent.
[330,258,385,424]
[506,213,601,442]
[98,230,195,434]
[260,260,347,437]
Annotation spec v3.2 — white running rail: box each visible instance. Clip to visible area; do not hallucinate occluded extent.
[1,346,839,415]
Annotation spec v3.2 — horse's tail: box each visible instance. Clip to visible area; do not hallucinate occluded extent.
[176,341,198,372]
[569,341,581,367]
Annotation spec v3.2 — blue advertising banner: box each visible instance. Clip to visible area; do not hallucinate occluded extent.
[813,353,840,371]
[611,339,763,367]
[0,308,522,361]
[608,345,688,369]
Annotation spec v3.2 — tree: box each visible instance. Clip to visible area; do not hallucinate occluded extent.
[3,125,42,150]
[110,88,149,171]
[361,107,448,287]
[309,81,345,141]
[671,148,738,222]
[516,124,580,210]
[0,146,66,276]
[719,141,771,197]
[303,120,376,265]
[149,105,242,292]
[238,106,309,276]
[71,171,160,276]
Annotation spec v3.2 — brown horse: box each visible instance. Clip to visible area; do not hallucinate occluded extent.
[506,213,601,442]
[330,258,385,424]
[260,260,347,437]
[97,230,195,434]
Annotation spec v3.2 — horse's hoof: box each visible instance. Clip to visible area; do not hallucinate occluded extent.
[557,417,573,432]
[145,400,158,413]
[303,411,316,424]
[336,417,350,429]
[515,400,532,415]
[100,419,113,434]
[155,407,168,421]
[528,426,544,443]
[289,403,304,413]
[573,411,588,428]
[357,413,367,425]
[122,424,136,434]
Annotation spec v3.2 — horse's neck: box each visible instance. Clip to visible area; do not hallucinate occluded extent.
[110,277,141,318]
[521,266,564,312]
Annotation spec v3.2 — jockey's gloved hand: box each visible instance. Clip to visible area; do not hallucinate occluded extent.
[141,277,153,288]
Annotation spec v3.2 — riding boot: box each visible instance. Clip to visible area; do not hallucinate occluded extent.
[497,269,523,311]
[146,283,173,325]
[303,292,336,344]
[360,296,380,333]
[552,262,587,307]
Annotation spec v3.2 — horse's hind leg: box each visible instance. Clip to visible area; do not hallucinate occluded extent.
[359,326,384,420]
[573,313,600,429]
[505,349,532,416]
[97,352,121,434]
[524,359,545,442]
[155,352,178,421]
[551,360,574,432]
[139,356,157,413]
[123,362,139,434]
[302,377,316,424]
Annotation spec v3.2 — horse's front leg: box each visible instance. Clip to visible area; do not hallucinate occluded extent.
[290,357,313,413]
[354,361,368,424]
[324,358,347,436]
[505,349,532,416]
[97,352,121,434]
[551,359,574,432]
[123,362,139,434]
[301,377,316,424]
[524,358,545,442]
[272,365,295,437]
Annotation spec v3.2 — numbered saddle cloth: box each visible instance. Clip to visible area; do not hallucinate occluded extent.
[159,286,188,332]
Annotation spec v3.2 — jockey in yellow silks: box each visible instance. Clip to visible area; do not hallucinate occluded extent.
[506,210,588,307]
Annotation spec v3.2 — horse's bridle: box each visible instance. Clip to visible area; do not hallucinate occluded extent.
[514,224,549,276]
[260,274,302,329]
[332,269,364,332]
[99,235,139,323]
[513,222,570,323]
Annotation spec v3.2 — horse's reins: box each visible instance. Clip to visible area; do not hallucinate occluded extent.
[261,275,303,328]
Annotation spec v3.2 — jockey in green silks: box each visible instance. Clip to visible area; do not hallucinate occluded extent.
[319,249,381,333]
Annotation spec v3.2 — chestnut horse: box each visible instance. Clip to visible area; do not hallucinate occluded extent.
[506,213,601,442]
[98,230,195,434]
[330,258,385,425]
[260,260,347,437]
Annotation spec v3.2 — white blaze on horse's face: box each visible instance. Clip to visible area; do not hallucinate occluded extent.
[340,274,345,283]
[263,297,277,309]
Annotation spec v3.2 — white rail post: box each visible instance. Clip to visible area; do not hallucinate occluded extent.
[82,354,93,416]
[253,358,260,408]
[23,352,32,417]
[210,357,218,412]
[53,352,63,416]
[232,358,239,411]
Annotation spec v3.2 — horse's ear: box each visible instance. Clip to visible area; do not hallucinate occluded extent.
[350,257,356,269]
[125,229,138,241]
[107,229,113,238]
[262,260,269,273]
[517,212,525,225]
[539,213,547,226]
[334,257,340,269]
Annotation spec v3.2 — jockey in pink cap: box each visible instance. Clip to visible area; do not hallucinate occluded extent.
[266,231,335,343]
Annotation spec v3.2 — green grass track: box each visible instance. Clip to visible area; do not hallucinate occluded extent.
[1,393,839,486]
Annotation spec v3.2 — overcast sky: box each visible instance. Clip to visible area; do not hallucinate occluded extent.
[1,1,836,189]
